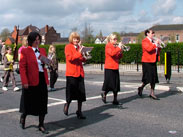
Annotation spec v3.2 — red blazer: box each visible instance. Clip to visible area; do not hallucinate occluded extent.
[19,46,49,86]
[65,43,86,77]
[141,37,161,63]
[104,42,123,70]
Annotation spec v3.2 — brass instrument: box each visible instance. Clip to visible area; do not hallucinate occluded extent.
[153,37,167,48]
[78,44,93,60]
[115,42,130,51]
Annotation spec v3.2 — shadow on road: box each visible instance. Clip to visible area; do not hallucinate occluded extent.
[44,104,122,137]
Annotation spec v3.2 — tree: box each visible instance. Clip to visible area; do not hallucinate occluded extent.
[120,31,126,36]
[81,23,95,44]
[136,31,145,44]
[70,27,78,33]
[0,28,11,41]
[112,32,121,42]
[96,30,103,39]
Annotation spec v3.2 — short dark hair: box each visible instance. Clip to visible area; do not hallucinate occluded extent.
[144,29,154,36]
[27,32,41,46]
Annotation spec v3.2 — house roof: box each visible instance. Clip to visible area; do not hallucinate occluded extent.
[18,25,40,35]
[7,36,15,43]
[96,37,107,42]
[40,26,52,35]
[121,33,139,37]
[149,24,183,31]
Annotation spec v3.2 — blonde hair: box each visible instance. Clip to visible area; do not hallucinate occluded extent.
[22,37,28,46]
[68,32,80,43]
[107,33,117,43]
[48,45,56,53]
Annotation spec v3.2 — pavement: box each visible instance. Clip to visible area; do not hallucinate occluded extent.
[57,63,183,92]
[0,63,183,92]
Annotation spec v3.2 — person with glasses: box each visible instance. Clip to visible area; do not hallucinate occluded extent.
[101,33,123,105]
[138,29,161,100]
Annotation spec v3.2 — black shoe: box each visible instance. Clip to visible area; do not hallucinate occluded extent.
[112,101,119,105]
[149,95,160,100]
[138,87,143,97]
[38,126,49,134]
[76,111,86,119]
[63,103,68,116]
[101,93,106,104]
[19,116,25,129]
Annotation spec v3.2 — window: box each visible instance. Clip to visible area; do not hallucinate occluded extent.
[160,35,163,40]
[42,36,45,40]
[176,34,179,42]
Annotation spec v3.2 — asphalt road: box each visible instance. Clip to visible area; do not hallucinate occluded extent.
[0,71,183,137]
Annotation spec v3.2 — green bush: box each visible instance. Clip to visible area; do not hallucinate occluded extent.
[11,43,183,65]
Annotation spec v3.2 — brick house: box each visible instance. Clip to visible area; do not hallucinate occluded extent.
[52,38,69,45]
[121,33,139,44]
[149,24,183,43]
[5,25,61,45]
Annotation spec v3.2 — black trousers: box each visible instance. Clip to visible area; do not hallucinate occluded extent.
[50,70,58,88]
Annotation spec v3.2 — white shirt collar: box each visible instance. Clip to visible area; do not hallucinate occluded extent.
[147,36,152,42]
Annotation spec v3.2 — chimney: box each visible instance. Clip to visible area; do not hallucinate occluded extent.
[14,26,17,32]
[45,25,48,33]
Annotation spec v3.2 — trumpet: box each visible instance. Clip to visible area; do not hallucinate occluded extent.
[153,37,167,48]
[115,42,130,51]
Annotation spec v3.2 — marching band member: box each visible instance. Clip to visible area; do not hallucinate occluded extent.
[64,32,87,119]
[101,33,123,105]
[19,32,49,134]
[138,29,161,100]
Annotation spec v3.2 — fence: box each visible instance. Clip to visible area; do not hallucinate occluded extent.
[93,50,183,72]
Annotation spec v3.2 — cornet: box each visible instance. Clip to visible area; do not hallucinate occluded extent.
[153,37,167,48]
[115,42,130,51]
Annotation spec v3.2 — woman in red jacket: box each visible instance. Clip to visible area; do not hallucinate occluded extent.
[101,33,123,105]
[64,32,86,119]
[138,29,161,100]
[19,32,49,134]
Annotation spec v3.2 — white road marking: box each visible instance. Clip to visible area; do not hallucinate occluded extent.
[48,97,66,102]
[0,108,19,114]
[0,78,182,115]
[0,90,136,115]
[57,78,183,92]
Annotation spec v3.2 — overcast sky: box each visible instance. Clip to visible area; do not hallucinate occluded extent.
[0,0,183,37]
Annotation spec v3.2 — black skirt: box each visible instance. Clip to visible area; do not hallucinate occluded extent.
[66,76,86,103]
[142,62,159,84]
[19,72,48,116]
[102,69,120,93]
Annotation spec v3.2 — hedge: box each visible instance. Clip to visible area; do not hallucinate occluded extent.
[9,43,183,65]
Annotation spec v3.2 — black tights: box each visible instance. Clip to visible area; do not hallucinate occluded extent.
[39,115,45,127]
[66,101,83,112]
[103,91,118,101]
[141,83,155,90]
[21,113,45,127]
